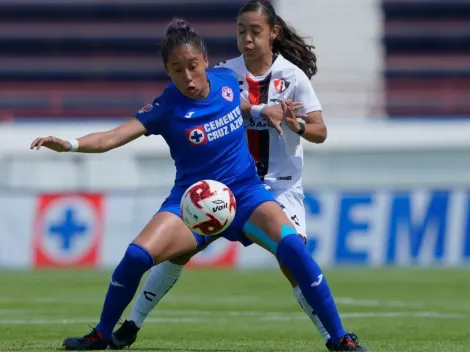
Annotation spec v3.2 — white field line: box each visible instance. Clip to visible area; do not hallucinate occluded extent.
[0,311,469,325]
[0,307,438,318]
[0,308,64,314]
[0,295,426,308]
[335,297,425,308]
[261,312,470,321]
[1,295,469,315]
[0,294,259,305]
[335,297,470,312]
[0,317,224,325]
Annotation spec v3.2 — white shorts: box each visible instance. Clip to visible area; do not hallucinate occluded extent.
[272,188,306,237]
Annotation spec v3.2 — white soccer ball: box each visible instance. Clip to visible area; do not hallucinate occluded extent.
[180,180,236,236]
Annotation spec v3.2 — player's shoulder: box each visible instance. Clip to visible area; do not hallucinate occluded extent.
[159,82,187,104]
[160,82,179,98]
[207,67,239,90]
[214,55,244,71]
[207,66,237,80]
[274,54,310,85]
[142,84,179,115]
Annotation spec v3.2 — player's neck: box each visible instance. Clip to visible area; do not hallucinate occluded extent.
[244,52,274,77]
[200,80,210,99]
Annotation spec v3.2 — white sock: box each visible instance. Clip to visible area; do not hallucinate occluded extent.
[293,286,331,342]
[128,261,183,328]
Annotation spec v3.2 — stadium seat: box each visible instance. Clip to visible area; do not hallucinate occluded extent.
[0,0,243,119]
[382,0,470,117]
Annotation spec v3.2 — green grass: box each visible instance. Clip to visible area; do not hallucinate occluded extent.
[0,268,469,351]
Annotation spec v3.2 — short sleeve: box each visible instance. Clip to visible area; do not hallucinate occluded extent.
[134,91,171,136]
[294,72,322,114]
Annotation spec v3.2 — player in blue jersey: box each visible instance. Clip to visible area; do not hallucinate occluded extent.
[112,2,367,351]
[31,18,367,352]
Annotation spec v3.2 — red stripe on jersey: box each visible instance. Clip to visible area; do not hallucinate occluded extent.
[246,76,261,105]
[246,74,271,179]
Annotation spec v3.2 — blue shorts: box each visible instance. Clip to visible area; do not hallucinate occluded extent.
[158,183,276,248]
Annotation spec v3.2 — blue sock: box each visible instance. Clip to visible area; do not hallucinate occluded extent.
[277,234,346,344]
[96,243,154,341]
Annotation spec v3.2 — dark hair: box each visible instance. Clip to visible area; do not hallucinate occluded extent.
[238,0,318,79]
[161,18,208,66]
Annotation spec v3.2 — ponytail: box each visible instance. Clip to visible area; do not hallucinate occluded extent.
[273,16,318,79]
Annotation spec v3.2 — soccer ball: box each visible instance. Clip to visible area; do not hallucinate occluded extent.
[180,180,236,236]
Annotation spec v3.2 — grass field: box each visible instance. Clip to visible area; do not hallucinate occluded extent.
[0,268,469,352]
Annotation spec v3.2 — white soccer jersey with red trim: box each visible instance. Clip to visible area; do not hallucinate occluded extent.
[216,54,322,191]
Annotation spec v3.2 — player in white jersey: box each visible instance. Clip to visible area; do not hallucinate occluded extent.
[111,1,366,351]
[216,53,321,239]
[220,53,321,192]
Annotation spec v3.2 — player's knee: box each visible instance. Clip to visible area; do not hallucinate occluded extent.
[170,254,192,265]
[124,243,154,270]
[132,236,169,263]
[276,233,308,264]
[170,235,214,265]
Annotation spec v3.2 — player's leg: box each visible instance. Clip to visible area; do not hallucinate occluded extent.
[62,210,198,351]
[242,192,368,351]
[278,257,359,352]
[110,236,220,349]
[274,190,331,343]
[127,236,218,328]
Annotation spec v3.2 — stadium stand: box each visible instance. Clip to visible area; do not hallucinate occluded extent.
[383,0,470,118]
[0,0,242,119]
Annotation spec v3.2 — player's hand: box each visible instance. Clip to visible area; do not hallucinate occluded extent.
[30,136,71,152]
[281,100,302,134]
[262,99,307,136]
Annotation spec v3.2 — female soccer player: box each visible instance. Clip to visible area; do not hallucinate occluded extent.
[111,2,368,352]
[31,17,366,352]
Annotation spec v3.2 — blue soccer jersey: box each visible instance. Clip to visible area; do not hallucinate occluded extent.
[134,67,276,246]
[135,67,259,196]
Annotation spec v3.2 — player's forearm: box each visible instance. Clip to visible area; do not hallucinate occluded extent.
[74,132,116,153]
[71,119,146,153]
[240,101,253,121]
[301,123,327,144]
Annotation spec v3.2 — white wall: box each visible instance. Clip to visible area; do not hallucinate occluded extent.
[275,0,384,118]
[2,119,470,191]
